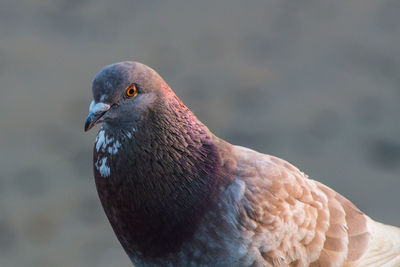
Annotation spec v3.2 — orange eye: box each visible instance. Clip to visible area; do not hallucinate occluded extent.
[125,85,138,98]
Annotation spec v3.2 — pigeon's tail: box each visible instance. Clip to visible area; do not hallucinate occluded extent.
[348,217,400,267]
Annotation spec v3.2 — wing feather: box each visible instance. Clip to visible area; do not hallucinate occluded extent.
[232,145,371,266]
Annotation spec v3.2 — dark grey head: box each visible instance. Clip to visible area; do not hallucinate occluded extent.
[84,61,171,131]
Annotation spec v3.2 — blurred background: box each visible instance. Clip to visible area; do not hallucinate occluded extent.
[1,0,399,266]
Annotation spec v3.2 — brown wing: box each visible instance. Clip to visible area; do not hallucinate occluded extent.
[232,145,370,266]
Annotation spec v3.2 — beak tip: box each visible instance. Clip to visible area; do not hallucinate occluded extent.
[85,101,110,132]
[84,116,93,132]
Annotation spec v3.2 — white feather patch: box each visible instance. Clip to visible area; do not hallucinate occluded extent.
[96,130,106,152]
[95,157,110,178]
[96,130,120,154]
[107,141,121,155]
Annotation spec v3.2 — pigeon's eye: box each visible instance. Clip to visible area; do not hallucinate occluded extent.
[125,85,138,98]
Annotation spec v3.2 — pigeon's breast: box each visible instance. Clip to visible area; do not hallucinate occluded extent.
[93,128,131,178]
[129,178,258,267]
[94,129,118,178]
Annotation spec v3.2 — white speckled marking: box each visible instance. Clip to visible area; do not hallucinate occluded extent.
[107,140,121,155]
[105,135,114,147]
[125,128,136,139]
[96,130,106,152]
[96,130,118,153]
[96,157,110,177]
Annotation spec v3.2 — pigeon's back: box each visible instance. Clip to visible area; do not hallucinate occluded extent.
[229,144,400,266]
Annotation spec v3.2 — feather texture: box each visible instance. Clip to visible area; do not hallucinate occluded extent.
[86,61,400,266]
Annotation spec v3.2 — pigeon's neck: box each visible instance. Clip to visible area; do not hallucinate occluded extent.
[94,95,235,258]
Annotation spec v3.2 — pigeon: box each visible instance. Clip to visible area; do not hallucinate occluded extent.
[84,61,400,267]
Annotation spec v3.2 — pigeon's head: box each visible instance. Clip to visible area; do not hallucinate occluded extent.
[84,61,170,132]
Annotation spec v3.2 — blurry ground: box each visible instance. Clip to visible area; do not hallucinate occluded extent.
[0,0,399,266]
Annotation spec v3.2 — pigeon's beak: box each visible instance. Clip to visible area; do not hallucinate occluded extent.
[84,101,111,132]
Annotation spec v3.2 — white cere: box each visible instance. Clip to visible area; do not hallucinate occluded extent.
[89,101,110,114]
